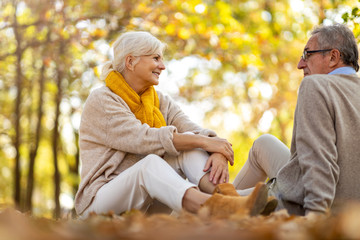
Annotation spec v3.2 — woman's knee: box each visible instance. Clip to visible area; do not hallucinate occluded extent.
[180,149,209,172]
[184,148,209,160]
[141,154,170,171]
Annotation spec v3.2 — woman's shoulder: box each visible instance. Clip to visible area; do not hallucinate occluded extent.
[156,89,176,105]
[84,86,130,113]
[155,89,167,99]
[88,85,112,97]
[87,86,125,102]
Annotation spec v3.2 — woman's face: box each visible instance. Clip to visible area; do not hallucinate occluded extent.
[133,53,165,91]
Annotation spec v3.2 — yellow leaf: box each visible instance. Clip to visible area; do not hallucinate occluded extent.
[178,28,191,40]
[93,66,100,77]
[195,23,206,34]
[92,28,106,38]
[3,3,15,17]
[165,24,176,35]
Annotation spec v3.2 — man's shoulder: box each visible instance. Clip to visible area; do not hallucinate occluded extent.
[300,73,360,101]
[303,73,344,82]
[302,73,359,87]
[300,74,328,89]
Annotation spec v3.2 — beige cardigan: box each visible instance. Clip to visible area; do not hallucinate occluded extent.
[277,74,360,214]
[75,86,216,215]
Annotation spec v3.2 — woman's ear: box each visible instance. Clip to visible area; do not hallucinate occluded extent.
[125,55,135,71]
[329,49,341,68]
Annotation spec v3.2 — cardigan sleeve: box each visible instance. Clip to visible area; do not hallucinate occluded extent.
[85,87,180,156]
[294,76,339,213]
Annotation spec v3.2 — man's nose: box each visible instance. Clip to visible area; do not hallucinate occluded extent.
[297,58,306,69]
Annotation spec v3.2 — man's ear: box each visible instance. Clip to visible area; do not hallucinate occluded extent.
[125,55,135,71]
[329,49,342,68]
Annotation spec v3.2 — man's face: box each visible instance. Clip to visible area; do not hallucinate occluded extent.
[297,34,331,77]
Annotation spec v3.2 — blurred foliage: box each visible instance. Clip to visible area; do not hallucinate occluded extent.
[0,0,359,217]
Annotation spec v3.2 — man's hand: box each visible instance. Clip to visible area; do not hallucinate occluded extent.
[203,153,229,185]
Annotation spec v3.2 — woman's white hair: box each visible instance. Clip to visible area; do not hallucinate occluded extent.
[100,31,166,80]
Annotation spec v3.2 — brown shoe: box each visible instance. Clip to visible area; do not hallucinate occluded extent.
[200,193,247,218]
[245,182,269,216]
[260,196,278,216]
[201,182,269,218]
[213,183,239,196]
[214,182,277,216]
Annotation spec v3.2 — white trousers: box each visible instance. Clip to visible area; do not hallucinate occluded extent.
[82,148,209,218]
[233,134,290,195]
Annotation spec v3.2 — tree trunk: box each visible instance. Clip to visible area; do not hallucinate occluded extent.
[24,26,51,212]
[24,54,47,212]
[52,41,65,219]
[12,0,23,210]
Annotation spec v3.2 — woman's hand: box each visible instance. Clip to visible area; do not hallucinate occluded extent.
[203,153,229,185]
[172,132,234,165]
[201,136,234,166]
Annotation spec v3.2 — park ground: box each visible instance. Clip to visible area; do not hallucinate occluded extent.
[1,202,360,240]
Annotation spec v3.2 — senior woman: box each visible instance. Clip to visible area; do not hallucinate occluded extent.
[74,31,269,218]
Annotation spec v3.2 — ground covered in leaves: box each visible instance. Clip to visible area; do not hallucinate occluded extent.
[2,203,360,240]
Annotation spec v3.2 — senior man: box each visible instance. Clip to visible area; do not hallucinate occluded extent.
[233,23,360,216]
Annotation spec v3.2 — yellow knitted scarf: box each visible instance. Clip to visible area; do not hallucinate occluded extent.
[105,71,166,128]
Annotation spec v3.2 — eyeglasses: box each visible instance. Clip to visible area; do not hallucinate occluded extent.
[301,49,332,61]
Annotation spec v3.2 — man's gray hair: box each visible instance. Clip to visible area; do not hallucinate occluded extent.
[312,24,359,72]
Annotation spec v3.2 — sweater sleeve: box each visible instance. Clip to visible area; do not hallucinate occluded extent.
[295,76,339,213]
[88,87,180,156]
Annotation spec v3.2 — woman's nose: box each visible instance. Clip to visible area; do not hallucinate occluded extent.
[159,61,165,70]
